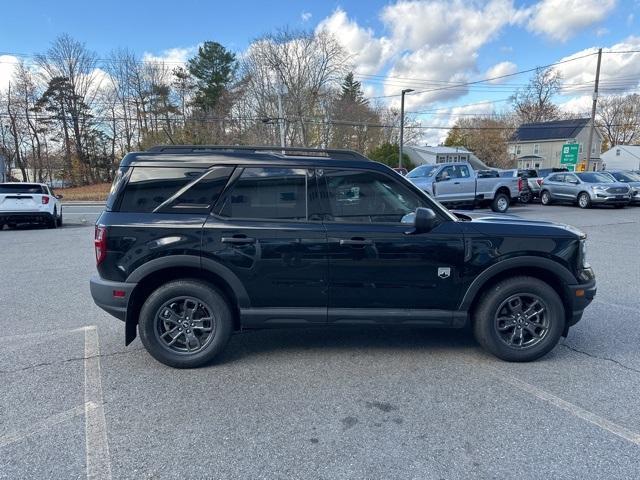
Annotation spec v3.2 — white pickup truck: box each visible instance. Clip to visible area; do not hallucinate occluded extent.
[406,162,521,213]
[0,183,63,228]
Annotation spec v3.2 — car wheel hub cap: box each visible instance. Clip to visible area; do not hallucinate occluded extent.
[494,294,550,349]
[154,296,216,355]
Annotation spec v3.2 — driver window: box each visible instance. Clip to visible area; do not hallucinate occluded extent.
[322,169,423,223]
[439,166,457,180]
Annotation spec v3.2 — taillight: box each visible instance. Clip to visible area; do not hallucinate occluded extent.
[42,196,50,204]
[518,178,523,191]
[95,226,107,265]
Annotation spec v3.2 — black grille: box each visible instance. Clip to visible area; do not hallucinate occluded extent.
[607,187,628,194]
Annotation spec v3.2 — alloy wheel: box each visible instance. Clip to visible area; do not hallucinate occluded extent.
[154,296,216,354]
[494,294,549,349]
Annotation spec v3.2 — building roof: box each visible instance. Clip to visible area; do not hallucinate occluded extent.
[404,145,489,169]
[511,118,590,142]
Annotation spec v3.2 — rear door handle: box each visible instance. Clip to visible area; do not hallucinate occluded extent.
[221,236,255,245]
[339,238,373,246]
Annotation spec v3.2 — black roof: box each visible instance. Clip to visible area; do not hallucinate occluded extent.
[120,145,380,171]
[511,118,590,142]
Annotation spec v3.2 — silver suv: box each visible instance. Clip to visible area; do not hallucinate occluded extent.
[540,171,631,209]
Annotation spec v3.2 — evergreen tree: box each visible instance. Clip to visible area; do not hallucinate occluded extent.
[340,72,367,105]
[187,41,237,112]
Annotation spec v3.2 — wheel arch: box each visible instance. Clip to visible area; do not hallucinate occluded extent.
[459,257,576,327]
[124,255,249,344]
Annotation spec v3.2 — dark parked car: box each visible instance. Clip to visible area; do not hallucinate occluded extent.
[90,146,596,368]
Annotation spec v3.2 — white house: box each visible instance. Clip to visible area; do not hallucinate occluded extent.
[403,145,489,170]
[601,145,640,171]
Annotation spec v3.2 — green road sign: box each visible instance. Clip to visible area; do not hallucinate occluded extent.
[561,143,579,164]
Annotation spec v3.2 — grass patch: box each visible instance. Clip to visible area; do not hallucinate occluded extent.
[57,183,111,202]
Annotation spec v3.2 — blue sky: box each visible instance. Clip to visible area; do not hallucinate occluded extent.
[1,0,639,142]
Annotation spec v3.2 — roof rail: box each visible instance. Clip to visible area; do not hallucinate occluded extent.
[145,145,370,161]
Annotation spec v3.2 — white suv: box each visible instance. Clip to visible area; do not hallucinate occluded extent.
[0,183,63,228]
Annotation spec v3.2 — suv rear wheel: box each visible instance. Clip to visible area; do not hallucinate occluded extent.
[138,280,233,368]
[540,190,552,205]
[473,276,565,362]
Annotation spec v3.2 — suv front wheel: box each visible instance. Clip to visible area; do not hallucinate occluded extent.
[139,280,233,368]
[473,276,565,362]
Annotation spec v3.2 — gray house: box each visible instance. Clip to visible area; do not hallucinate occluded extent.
[508,118,604,171]
[403,145,489,170]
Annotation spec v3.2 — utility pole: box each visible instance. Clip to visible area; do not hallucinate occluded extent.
[586,48,602,170]
[276,82,286,149]
[399,88,414,169]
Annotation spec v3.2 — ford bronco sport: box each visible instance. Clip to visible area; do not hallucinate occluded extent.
[90,146,596,368]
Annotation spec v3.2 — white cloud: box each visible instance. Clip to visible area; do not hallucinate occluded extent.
[301,12,312,22]
[553,36,640,96]
[596,27,609,38]
[379,0,524,107]
[315,8,393,75]
[559,95,592,115]
[0,55,20,92]
[525,0,616,42]
[142,46,196,66]
[485,61,518,83]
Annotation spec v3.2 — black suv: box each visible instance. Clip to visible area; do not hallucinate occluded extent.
[90,146,596,368]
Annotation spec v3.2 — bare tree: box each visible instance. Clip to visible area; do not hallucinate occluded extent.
[511,67,561,124]
[36,34,98,182]
[597,94,640,148]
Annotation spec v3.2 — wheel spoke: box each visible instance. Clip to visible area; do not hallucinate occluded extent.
[160,326,180,339]
[507,297,523,314]
[166,331,183,346]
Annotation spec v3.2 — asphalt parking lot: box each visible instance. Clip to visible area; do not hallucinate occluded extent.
[1,202,639,479]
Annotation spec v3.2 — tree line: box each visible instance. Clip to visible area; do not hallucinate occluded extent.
[2,32,638,184]
[0,32,419,185]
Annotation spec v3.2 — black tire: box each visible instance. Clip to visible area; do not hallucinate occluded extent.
[472,276,565,362]
[48,208,58,228]
[57,211,63,227]
[519,191,532,204]
[491,192,510,213]
[540,190,552,205]
[577,192,591,209]
[138,280,233,368]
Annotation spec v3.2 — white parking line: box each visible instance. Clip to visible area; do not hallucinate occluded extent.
[0,404,89,449]
[487,366,640,446]
[84,326,112,480]
[0,326,90,343]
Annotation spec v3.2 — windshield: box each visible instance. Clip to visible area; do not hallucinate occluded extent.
[576,172,614,183]
[609,171,640,182]
[407,165,437,179]
[0,183,45,194]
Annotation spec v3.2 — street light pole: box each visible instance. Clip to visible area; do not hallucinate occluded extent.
[399,89,414,170]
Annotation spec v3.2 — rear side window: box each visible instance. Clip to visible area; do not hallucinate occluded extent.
[0,184,45,194]
[119,167,205,213]
[219,167,310,221]
[158,166,234,213]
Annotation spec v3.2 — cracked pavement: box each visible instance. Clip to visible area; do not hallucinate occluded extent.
[1,203,639,479]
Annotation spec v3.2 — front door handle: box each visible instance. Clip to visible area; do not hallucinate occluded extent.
[222,236,256,245]
[339,238,373,246]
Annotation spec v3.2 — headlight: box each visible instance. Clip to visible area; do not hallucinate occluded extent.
[591,185,606,191]
[579,239,589,269]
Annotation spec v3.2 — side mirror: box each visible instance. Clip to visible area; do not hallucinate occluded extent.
[56,194,64,199]
[436,175,448,182]
[412,207,438,234]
